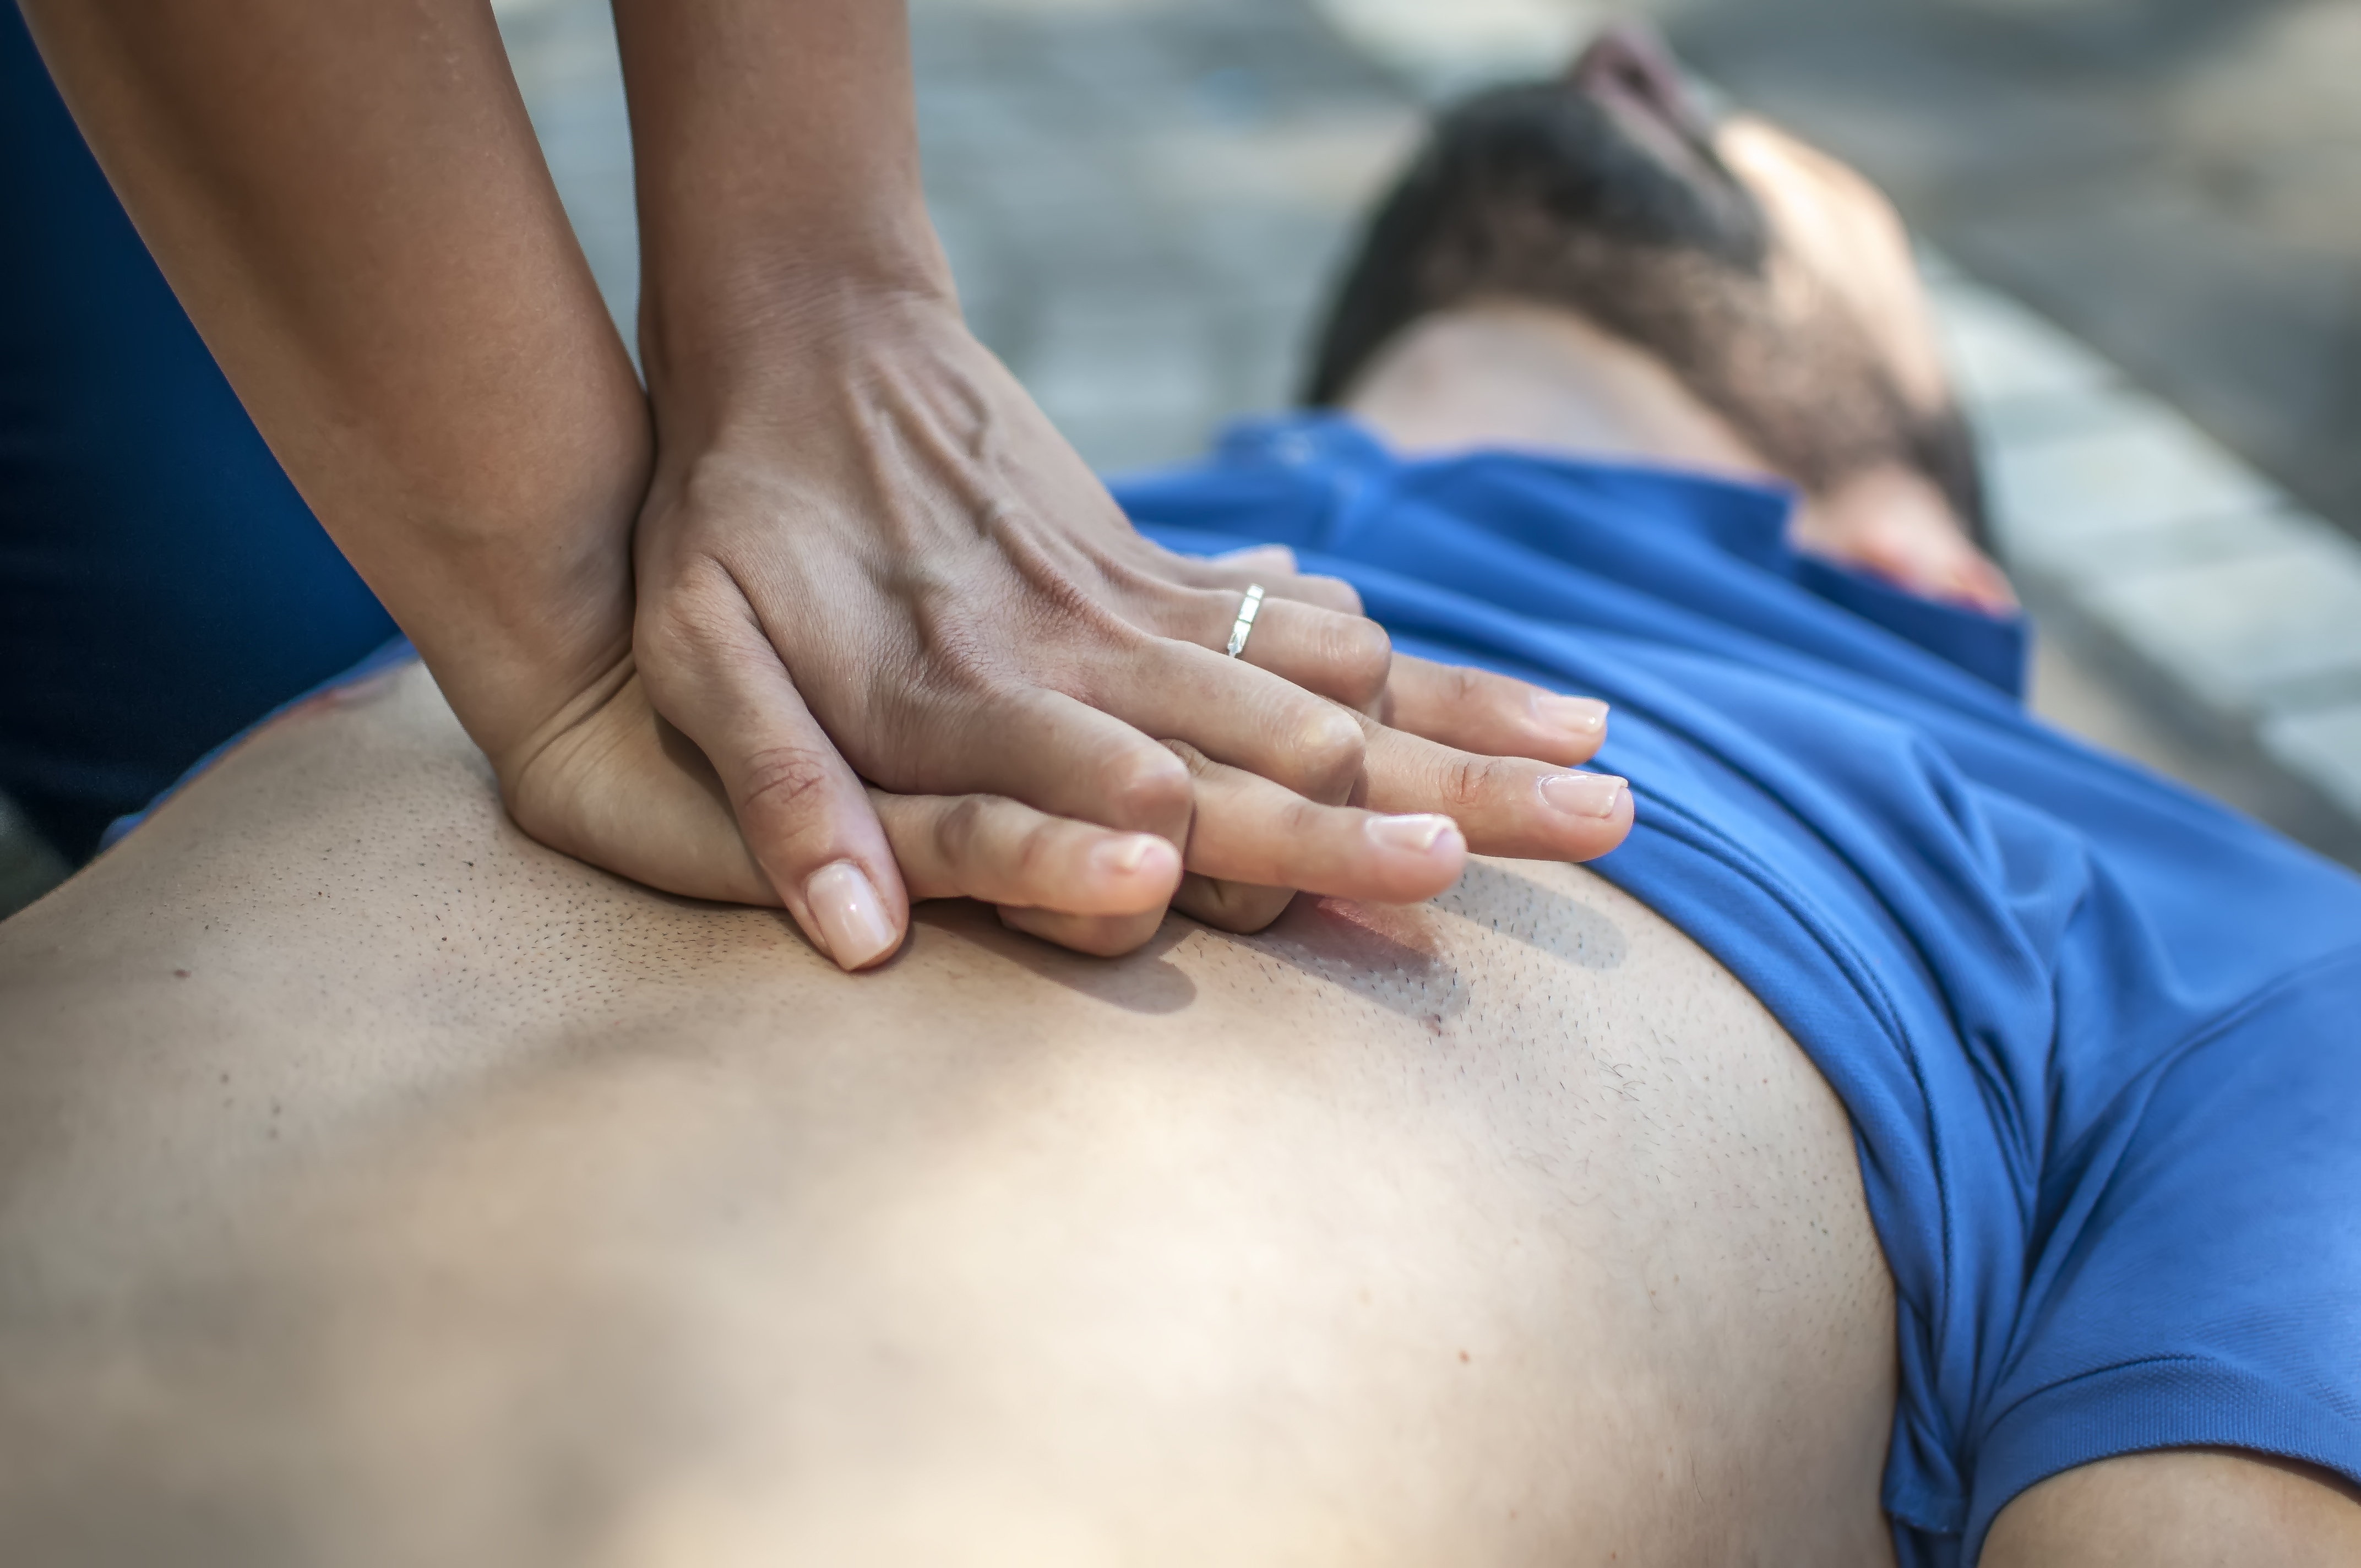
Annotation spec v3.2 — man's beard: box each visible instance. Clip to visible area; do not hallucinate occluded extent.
[1305,80,1988,544]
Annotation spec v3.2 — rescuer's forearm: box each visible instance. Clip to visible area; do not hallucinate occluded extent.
[609,0,956,430]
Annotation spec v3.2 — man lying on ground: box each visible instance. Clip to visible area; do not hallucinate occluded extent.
[4,26,2358,1568]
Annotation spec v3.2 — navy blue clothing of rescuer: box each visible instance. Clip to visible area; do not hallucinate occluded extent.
[0,6,397,862]
[1116,414,2361,1568]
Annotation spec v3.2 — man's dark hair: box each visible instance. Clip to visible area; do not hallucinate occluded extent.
[1303,81,1989,546]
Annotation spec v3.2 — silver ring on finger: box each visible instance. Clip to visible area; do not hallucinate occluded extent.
[1225,584,1266,659]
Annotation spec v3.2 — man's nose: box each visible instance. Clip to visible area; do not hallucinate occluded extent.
[1567,21,1716,151]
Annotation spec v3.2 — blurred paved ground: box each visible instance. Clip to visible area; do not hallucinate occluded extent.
[498,0,1424,472]
[909,0,1419,472]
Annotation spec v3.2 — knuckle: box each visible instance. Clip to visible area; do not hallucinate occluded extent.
[1294,705,1368,791]
[1101,745,1194,827]
[735,745,840,823]
[1160,738,1214,776]
[1192,881,1293,934]
[1007,908,1161,957]
[1437,754,1507,814]
[1005,815,1069,888]
[1067,922,1161,959]
[639,577,756,671]
[638,597,712,659]
[1285,794,1338,842]
[1226,544,1297,574]
[1329,618,1394,703]
[1299,574,1364,617]
[909,617,1015,696]
[929,793,993,867]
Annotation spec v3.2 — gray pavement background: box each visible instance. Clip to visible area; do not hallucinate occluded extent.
[498,0,1427,473]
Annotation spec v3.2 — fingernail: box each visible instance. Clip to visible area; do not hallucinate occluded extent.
[1536,694,1609,737]
[1092,834,1173,878]
[1366,813,1462,854]
[1539,773,1628,819]
[804,861,899,970]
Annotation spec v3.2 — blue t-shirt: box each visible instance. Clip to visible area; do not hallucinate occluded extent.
[1114,414,2361,1567]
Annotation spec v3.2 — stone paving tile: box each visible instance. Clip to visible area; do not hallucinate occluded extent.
[2011,504,2336,591]
[2080,541,2361,726]
[1983,396,2287,573]
[2264,704,2361,824]
[1922,275,2122,411]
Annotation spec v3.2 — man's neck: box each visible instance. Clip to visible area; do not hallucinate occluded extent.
[1337,299,2016,613]
[1341,299,1786,482]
